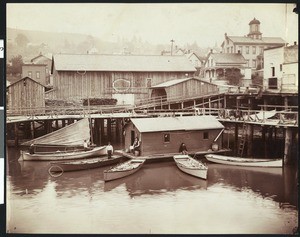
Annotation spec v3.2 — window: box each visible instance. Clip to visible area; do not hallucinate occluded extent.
[28,71,32,78]
[238,46,243,54]
[36,71,40,79]
[231,46,233,53]
[252,46,256,54]
[271,67,275,77]
[280,64,282,71]
[164,133,170,143]
[246,60,249,67]
[146,78,152,87]
[252,60,256,68]
[268,77,278,89]
[227,47,230,53]
[246,46,249,54]
[260,47,264,54]
[203,132,209,140]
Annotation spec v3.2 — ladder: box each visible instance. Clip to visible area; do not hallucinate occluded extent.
[238,123,247,156]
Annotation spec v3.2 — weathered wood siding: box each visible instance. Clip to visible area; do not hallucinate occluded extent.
[7,78,45,115]
[51,69,194,103]
[165,79,218,99]
[124,122,222,156]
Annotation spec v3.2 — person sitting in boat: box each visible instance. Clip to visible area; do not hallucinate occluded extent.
[179,143,188,155]
[106,142,113,159]
[83,139,89,151]
[132,137,141,156]
[29,143,35,154]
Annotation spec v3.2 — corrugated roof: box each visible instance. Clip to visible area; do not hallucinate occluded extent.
[211,53,246,64]
[228,36,285,45]
[130,116,224,133]
[53,54,196,72]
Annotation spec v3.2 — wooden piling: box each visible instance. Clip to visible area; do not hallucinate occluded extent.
[107,118,112,143]
[100,119,105,145]
[14,122,19,146]
[246,124,253,157]
[284,127,292,165]
[234,123,238,156]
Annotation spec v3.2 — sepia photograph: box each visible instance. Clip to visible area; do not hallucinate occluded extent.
[4,2,298,234]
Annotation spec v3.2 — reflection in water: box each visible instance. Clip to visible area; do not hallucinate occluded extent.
[6,147,298,234]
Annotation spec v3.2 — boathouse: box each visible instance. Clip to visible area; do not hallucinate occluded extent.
[6,77,46,115]
[150,77,218,100]
[50,54,196,105]
[124,115,224,156]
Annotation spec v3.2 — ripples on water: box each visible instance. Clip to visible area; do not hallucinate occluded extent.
[6,147,298,234]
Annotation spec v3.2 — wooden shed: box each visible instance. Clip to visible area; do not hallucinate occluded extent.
[6,77,46,115]
[150,77,218,100]
[50,54,196,104]
[124,115,224,156]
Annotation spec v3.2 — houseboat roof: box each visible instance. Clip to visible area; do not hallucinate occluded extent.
[151,77,211,88]
[130,116,224,133]
[52,54,197,72]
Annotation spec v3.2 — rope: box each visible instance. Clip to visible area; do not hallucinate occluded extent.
[48,165,64,178]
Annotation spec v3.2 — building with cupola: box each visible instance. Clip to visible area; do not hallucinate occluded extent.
[221,18,286,71]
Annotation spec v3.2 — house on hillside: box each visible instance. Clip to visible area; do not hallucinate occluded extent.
[30,53,52,85]
[203,51,252,86]
[50,54,196,105]
[123,116,224,156]
[22,64,47,86]
[6,77,46,115]
[264,42,298,93]
[150,77,218,101]
[221,18,285,71]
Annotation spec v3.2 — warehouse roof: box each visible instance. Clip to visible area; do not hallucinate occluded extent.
[52,54,196,72]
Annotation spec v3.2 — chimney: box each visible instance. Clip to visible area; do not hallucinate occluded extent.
[238,50,241,54]
[225,33,227,38]
[210,49,213,53]
[294,41,297,45]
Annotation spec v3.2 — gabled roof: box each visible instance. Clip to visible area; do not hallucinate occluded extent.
[31,53,52,63]
[7,77,46,88]
[52,54,196,72]
[130,115,224,133]
[151,77,209,88]
[226,36,285,45]
[209,53,246,64]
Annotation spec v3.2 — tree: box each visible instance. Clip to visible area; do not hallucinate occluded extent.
[225,69,243,86]
[15,34,29,48]
[10,55,23,75]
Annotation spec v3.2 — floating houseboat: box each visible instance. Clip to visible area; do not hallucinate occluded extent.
[121,115,227,160]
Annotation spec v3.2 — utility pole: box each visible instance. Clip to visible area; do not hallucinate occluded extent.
[170,39,175,55]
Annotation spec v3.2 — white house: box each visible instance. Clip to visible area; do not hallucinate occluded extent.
[263,43,298,92]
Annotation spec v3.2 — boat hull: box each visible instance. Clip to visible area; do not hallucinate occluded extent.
[49,155,123,172]
[173,155,208,180]
[21,146,107,161]
[104,159,145,182]
[205,154,283,167]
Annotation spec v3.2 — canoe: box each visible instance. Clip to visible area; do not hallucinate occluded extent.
[48,155,123,173]
[205,154,283,167]
[173,154,208,180]
[21,146,107,161]
[104,159,145,182]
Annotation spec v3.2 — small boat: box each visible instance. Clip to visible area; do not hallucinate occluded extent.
[173,154,208,180]
[21,146,107,161]
[205,154,283,167]
[48,155,123,173]
[104,159,145,182]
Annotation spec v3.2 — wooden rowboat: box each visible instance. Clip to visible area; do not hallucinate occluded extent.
[48,155,123,173]
[21,146,107,161]
[173,154,208,180]
[205,154,283,167]
[104,159,145,182]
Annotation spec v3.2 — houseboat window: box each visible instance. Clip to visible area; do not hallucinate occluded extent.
[203,132,209,140]
[164,133,170,143]
[36,72,40,79]
[146,78,152,87]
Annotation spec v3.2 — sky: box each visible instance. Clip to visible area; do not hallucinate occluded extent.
[6,3,298,48]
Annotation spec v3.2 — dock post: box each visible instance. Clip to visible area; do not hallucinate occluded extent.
[234,123,238,156]
[31,120,35,139]
[283,127,292,165]
[247,124,253,157]
[94,119,99,145]
[14,122,19,146]
[107,118,112,143]
[100,119,105,145]
[62,119,66,127]
[262,126,267,158]
[116,118,122,143]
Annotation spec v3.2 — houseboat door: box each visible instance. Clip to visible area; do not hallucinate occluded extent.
[131,130,135,146]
